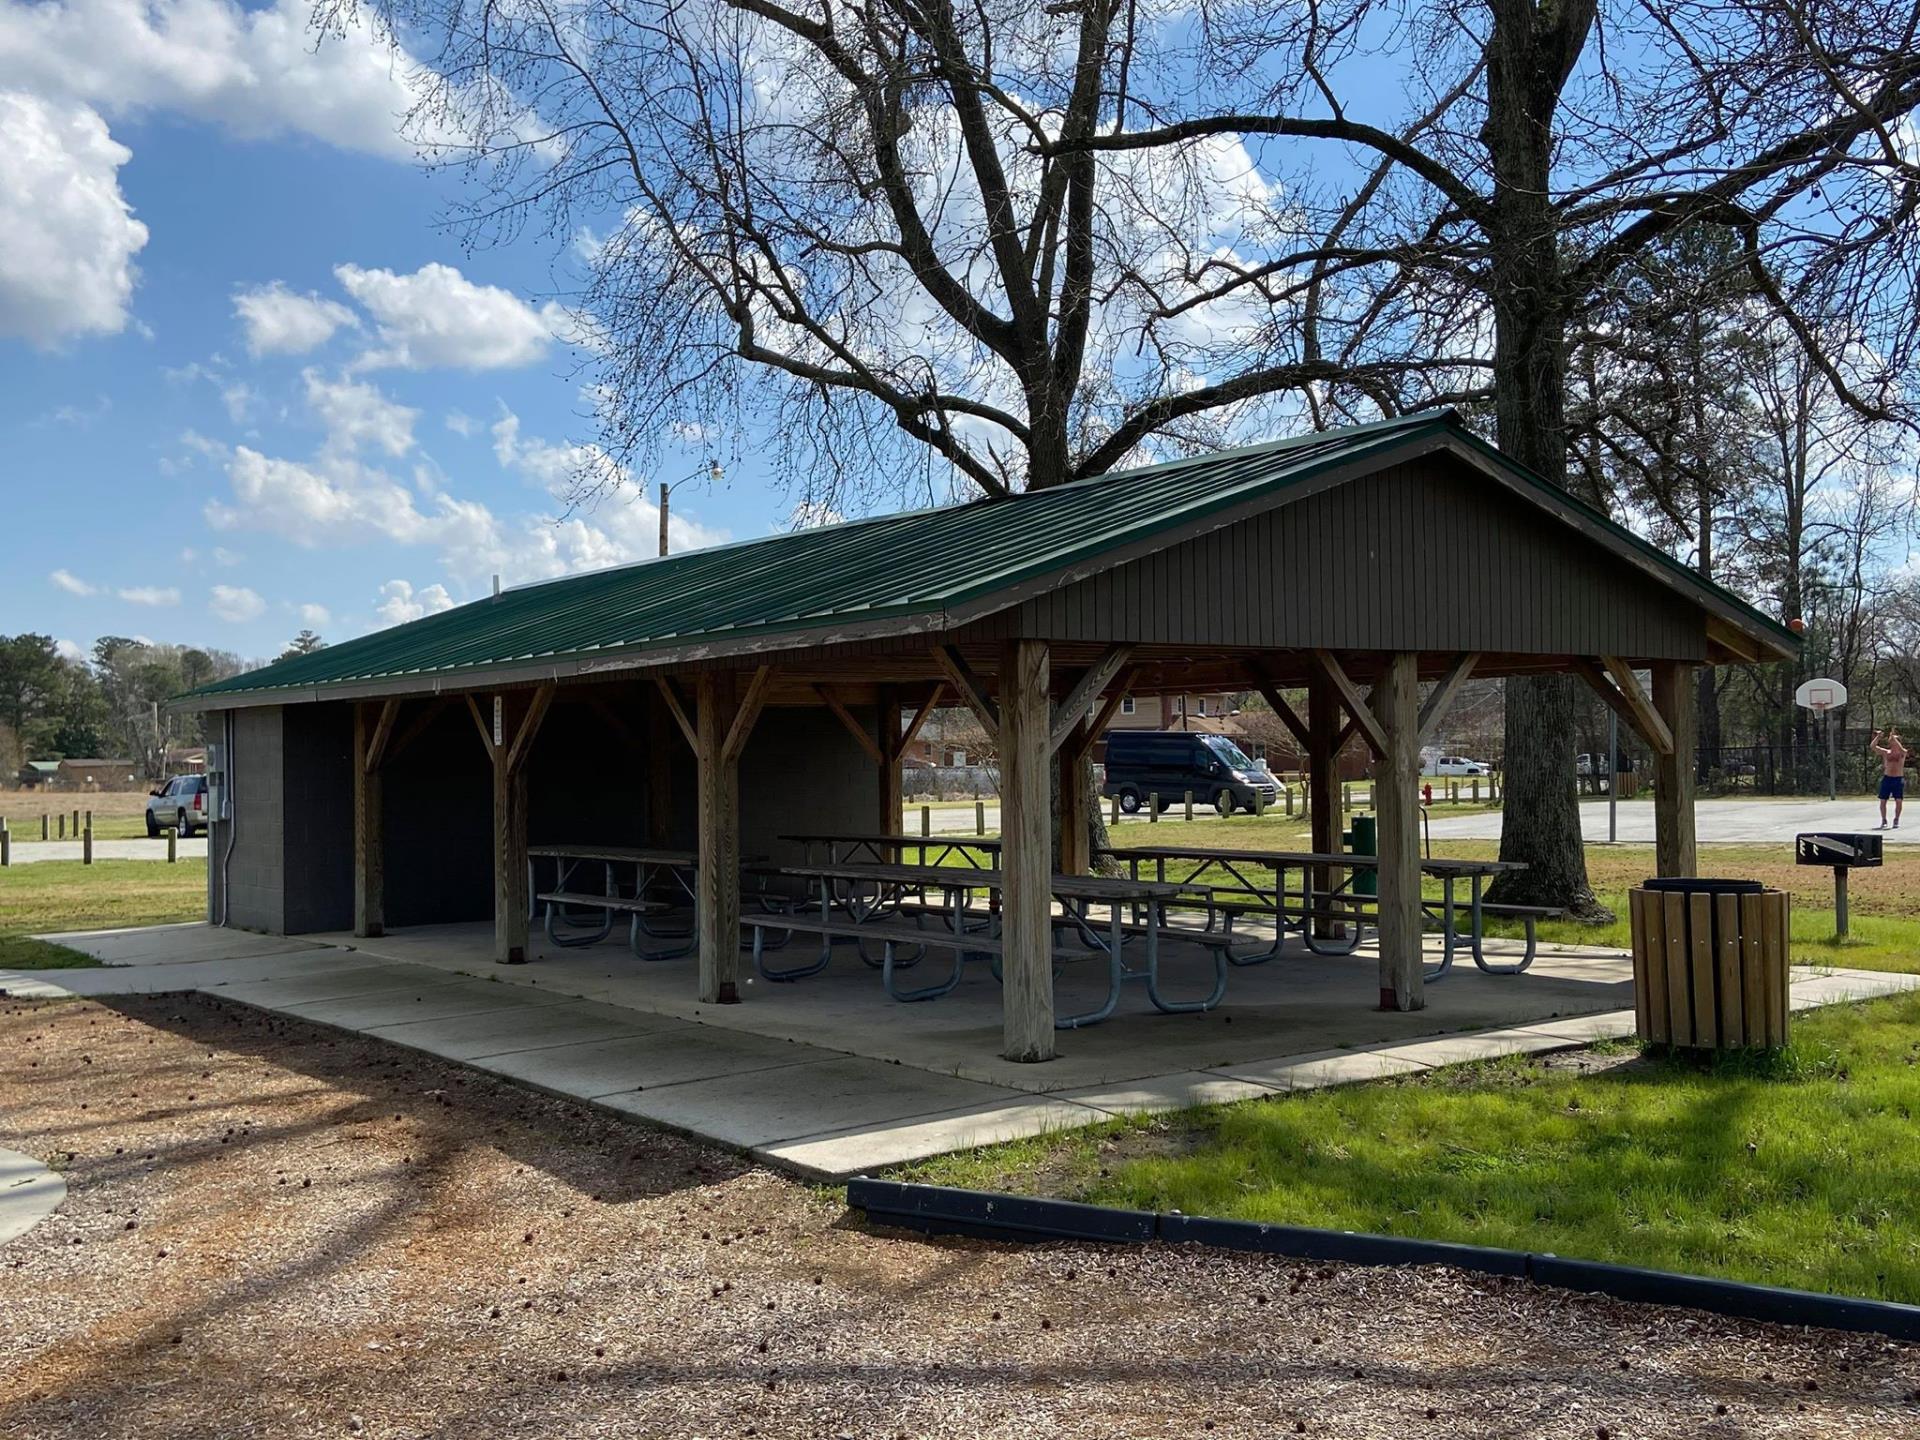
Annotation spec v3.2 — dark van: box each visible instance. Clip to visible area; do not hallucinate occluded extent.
[1102,731,1278,814]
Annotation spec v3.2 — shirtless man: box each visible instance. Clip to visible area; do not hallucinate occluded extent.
[1872,728,1907,829]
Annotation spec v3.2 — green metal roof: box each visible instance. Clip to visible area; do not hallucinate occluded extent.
[183,410,1796,706]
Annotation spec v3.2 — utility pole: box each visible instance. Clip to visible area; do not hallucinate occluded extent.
[659,460,726,556]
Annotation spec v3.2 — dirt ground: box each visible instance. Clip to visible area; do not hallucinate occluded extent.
[3,995,1917,1440]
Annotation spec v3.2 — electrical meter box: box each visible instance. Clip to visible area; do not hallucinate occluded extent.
[206,741,231,823]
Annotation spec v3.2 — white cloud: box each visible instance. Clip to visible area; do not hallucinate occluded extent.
[54,638,85,662]
[212,545,242,566]
[375,579,454,625]
[0,0,447,162]
[50,568,98,596]
[304,369,417,456]
[208,583,266,622]
[118,585,181,606]
[337,262,566,371]
[297,602,331,627]
[221,380,254,423]
[444,410,476,437]
[234,281,357,356]
[204,406,729,595]
[0,91,147,345]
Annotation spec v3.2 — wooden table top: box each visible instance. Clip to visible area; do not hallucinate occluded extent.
[531,846,768,867]
[754,861,1190,900]
[1099,845,1524,876]
[782,832,1003,849]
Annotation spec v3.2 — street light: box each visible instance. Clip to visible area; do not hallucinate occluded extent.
[659,460,725,556]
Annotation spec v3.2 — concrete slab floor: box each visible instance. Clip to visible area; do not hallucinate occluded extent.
[316,922,1641,1093]
[13,921,1919,1179]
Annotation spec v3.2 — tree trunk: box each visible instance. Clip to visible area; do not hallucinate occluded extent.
[1480,0,1606,919]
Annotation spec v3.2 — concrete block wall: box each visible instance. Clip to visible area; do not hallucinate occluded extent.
[210,686,883,936]
[208,704,355,935]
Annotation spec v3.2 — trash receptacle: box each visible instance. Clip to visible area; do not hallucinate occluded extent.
[1343,814,1378,896]
[1630,878,1791,1049]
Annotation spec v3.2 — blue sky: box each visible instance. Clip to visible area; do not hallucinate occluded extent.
[0,0,765,665]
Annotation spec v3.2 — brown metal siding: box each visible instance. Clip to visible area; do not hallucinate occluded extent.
[976,457,1706,659]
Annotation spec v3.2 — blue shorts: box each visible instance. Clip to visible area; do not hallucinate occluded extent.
[1881,775,1905,801]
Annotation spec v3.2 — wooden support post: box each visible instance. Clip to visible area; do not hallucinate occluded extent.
[472,685,553,965]
[1308,667,1344,937]
[1057,742,1091,875]
[492,712,524,964]
[1375,652,1423,1011]
[1000,638,1054,1062]
[167,826,176,864]
[1,825,9,868]
[1652,660,1698,879]
[696,671,743,1004]
[976,800,986,835]
[83,822,92,865]
[876,684,903,856]
[353,702,386,938]
[57,813,65,840]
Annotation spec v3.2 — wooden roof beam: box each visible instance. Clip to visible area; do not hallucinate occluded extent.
[891,683,946,763]
[361,697,402,775]
[1313,649,1388,759]
[1048,644,1133,756]
[1416,652,1480,750]
[654,675,697,752]
[933,644,1000,743]
[815,683,887,766]
[1574,657,1674,755]
[1247,661,1310,750]
[722,665,775,766]
[1067,665,1142,764]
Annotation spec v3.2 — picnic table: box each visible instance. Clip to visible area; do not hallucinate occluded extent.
[1097,844,1538,978]
[528,845,767,959]
[744,860,1226,1027]
[783,832,1001,868]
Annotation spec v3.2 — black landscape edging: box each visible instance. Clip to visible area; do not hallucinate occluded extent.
[848,1178,1920,1342]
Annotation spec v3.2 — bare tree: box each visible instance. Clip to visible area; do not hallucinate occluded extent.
[1048,0,1920,911]
[336,0,1448,515]
[338,0,1920,909]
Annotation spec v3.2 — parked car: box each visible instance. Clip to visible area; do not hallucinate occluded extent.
[146,774,210,836]
[1431,755,1488,776]
[1102,731,1279,814]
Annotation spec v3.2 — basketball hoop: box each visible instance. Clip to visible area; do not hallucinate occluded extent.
[1793,678,1848,803]
[1794,678,1848,714]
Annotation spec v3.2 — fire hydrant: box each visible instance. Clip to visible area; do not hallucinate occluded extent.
[1422,782,1433,806]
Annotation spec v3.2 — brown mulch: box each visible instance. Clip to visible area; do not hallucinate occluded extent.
[2,994,1916,1439]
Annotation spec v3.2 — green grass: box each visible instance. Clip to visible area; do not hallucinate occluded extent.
[0,859,208,968]
[904,991,1920,1302]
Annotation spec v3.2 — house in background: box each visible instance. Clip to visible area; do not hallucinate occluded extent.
[16,760,60,789]
[49,758,140,791]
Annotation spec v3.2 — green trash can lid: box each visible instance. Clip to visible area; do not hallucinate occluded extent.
[1641,877,1763,895]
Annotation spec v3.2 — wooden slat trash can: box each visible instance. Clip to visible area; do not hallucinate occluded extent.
[1630,879,1791,1049]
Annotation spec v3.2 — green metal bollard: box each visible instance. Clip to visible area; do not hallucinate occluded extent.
[1342,813,1379,896]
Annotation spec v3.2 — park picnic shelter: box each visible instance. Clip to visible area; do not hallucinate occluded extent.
[176,410,1798,1062]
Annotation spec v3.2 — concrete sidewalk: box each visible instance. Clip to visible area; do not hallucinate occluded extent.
[1427,796,1908,844]
[9,924,1916,1179]
[0,1147,65,1247]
